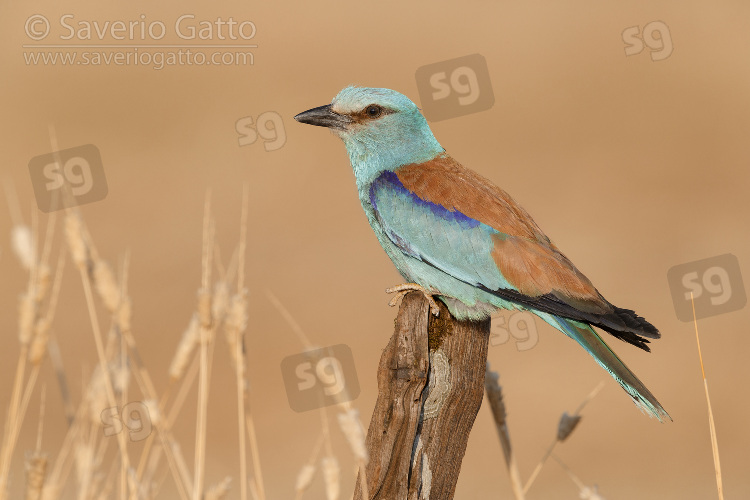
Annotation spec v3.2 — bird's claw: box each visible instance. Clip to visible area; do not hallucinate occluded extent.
[385,283,441,316]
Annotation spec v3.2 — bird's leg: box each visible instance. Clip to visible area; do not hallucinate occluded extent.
[385,283,442,316]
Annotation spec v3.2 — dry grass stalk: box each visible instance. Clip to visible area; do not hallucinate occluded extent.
[226,183,260,500]
[336,409,367,463]
[335,402,369,499]
[15,254,64,451]
[24,385,48,500]
[12,225,35,270]
[74,443,95,498]
[294,465,316,496]
[63,210,136,497]
[96,253,193,500]
[5,190,313,499]
[64,212,89,270]
[243,414,265,500]
[193,192,216,500]
[248,478,260,500]
[523,381,605,494]
[690,293,724,500]
[24,453,47,500]
[557,413,582,442]
[224,295,248,375]
[204,477,232,500]
[225,291,250,500]
[268,293,370,499]
[1,213,61,499]
[322,457,340,500]
[1,241,37,497]
[93,260,120,313]
[43,401,88,499]
[294,433,323,500]
[265,290,314,349]
[169,315,201,383]
[550,453,606,499]
[139,352,199,497]
[485,364,525,500]
[46,337,75,426]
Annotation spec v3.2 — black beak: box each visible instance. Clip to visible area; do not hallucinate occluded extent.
[294,105,352,131]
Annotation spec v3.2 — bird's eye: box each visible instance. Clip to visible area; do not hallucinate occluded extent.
[365,105,382,118]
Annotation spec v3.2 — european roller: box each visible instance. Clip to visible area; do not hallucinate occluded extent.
[294,86,670,421]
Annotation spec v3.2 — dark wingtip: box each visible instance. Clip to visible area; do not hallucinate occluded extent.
[593,306,660,351]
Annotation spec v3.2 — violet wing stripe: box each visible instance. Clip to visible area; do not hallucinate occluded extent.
[369,170,513,291]
[368,170,657,350]
[370,171,481,228]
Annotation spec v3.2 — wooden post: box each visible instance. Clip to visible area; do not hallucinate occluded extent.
[353,292,491,499]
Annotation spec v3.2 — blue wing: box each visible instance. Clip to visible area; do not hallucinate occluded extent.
[369,170,517,292]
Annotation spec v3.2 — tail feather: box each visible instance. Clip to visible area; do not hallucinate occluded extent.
[542,313,671,422]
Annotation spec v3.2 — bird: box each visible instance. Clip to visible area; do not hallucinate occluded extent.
[294,86,670,421]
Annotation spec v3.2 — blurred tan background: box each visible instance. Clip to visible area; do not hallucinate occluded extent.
[2,1,749,498]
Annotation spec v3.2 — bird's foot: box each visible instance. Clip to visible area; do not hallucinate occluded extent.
[386,283,441,316]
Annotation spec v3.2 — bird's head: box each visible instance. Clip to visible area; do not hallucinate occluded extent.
[294,86,444,174]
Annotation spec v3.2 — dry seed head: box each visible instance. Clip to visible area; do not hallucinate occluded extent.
[295,464,316,493]
[64,213,89,269]
[223,294,248,369]
[227,294,248,334]
[112,357,130,395]
[484,364,506,426]
[74,443,94,486]
[93,260,120,312]
[142,399,161,428]
[85,365,109,425]
[198,288,212,329]
[11,225,35,270]
[18,289,36,345]
[557,412,582,442]
[204,476,232,500]
[24,451,48,500]
[117,296,132,333]
[29,317,51,365]
[169,314,200,381]
[212,281,230,321]
[322,456,340,500]
[41,483,62,500]
[249,478,261,500]
[337,408,367,463]
[35,264,51,302]
[579,485,606,500]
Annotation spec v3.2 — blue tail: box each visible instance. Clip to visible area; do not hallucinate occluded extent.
[538,313,671,422]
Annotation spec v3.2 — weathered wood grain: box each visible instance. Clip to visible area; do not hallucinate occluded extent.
[353,292,491,499]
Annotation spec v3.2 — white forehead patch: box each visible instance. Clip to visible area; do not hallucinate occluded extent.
[331,86,417,115]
